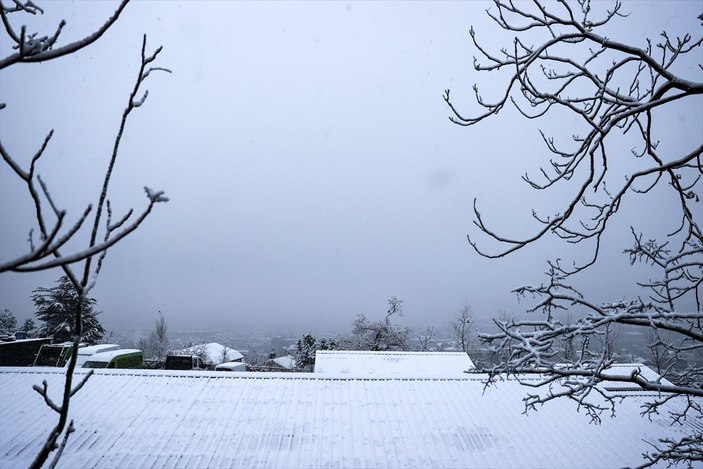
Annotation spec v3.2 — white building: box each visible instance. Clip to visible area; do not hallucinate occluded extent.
[314,350,475,376]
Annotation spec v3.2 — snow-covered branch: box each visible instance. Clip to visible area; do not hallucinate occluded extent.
[445,0,703,269]
[1,4,171,467]
[450,2,703,466]
[0,0,129,70]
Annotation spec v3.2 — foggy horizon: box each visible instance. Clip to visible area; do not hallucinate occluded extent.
[1,1,700,339]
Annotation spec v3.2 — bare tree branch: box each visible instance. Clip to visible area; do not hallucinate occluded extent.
[1,3,171,467]
[448,2,703,466]
[0,0,129,69]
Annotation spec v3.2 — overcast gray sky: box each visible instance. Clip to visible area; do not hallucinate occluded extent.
[1,1,700,336]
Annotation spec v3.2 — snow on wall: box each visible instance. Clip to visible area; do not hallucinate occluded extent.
[1,368,699,468]
[314,350,475,376]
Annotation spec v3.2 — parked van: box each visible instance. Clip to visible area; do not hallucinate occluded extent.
[82,349,143,369]
[214,361,248,372]
[74,344,120,368]
[165,354,208,370]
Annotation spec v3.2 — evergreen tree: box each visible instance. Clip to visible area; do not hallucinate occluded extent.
[295,333,316,371]
[295,333,337,371]
[20,318,37,337]
[0,309,17,333]
[32,276,105,344]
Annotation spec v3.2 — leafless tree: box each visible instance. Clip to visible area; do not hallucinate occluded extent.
[0,1,170,467]
[220,345,230,365]
[0,0,128,71]
[451,304,474,353]
[444,1,702,466]
[416,326,436,352]
[556,312,577,362]
[245,350,267,369]
[342,296,410,351]
[137,311,169,361]
[600,323,620,362]
[646,328,677,377]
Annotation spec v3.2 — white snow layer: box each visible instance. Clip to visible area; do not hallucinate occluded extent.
[1,367,699,468]
[314,350,475,376]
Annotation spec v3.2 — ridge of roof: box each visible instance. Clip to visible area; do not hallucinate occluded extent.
[0,367,673,395]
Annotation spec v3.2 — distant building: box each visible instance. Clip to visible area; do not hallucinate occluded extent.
[272,355,295,369]
[255,355,296,372]
[0,338,51,366]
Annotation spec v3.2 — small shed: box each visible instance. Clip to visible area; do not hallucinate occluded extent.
[0,338,51,366]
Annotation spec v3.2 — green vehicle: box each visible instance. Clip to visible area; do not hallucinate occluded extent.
[82,349,143,369]
[33,343,74,367]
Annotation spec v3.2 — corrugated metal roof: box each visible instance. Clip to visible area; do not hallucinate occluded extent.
[314,351,475,376]
[2,368,699,468]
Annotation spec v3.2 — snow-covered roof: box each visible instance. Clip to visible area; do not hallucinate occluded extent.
[314,350,475,376]
[74,344,121,367]
[75,344,120,356]
[2,367,694,468]
[273,355,296,369]
[81,349,142,363]
[0,337,48,346]
[175,342,243,365]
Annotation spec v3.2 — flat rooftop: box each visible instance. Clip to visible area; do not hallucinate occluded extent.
[314,350,475,376]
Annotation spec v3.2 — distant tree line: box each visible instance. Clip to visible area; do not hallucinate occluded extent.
[0,309,36,336]
[290,296,480,371]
